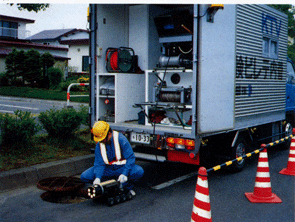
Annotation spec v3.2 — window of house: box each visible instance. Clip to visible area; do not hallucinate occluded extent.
[263,36,278,59]
[0,21,18,38]
[82,56,89,72]
[2,21,10,37]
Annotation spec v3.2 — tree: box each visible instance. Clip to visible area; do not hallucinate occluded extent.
[288,45,295,64]
[47,67,63,89]
[41,52,55,75]
[5,48,17,84]
[24,49,41,86]
[269,5,295,38]
[10,4,50,13]
[4,49,56,87]
[40,52,55,88]
[5,49,29,86]
[269,5,295,64]
[15,50,28,85]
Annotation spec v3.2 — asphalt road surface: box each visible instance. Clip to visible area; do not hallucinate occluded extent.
[0,146,294,222]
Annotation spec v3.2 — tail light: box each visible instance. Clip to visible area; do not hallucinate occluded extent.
[166,137,175,148]
[185,139,195,150]
[166,137,195,151]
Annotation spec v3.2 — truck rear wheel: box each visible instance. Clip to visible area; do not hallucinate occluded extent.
[279,123,293,150]
[230,136,247,172]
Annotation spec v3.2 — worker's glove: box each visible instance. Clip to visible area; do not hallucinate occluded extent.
[118,174,128,183]
[93,178,101,186]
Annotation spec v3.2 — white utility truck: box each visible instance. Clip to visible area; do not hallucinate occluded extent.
[88,4,295,171]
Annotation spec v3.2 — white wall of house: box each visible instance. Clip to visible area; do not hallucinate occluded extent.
[61,31,89,72]
[30,39,67,47]
[18,22,29,39]
[60,31,88,41]
[68,44,88,72]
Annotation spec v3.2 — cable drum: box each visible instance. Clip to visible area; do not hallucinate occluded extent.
[159,55,182,68]
[159,54,192,69]
[159,92,181,102]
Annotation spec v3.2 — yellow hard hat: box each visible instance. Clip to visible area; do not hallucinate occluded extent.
[92,121,110,143]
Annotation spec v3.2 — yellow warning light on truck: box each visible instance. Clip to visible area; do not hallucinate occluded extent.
[210,4,224,9]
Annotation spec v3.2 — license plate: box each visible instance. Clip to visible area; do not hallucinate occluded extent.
[130,132,151,144]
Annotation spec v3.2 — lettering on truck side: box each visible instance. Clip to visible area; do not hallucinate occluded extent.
[235,12,284,97]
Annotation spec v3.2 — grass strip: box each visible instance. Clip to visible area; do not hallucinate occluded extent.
[0,86,89,103]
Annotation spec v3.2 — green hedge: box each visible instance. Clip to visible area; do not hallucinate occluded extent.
[38,107,86,139]
[0,110,40,153]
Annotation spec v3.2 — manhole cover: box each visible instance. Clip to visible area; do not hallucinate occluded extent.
[37,176,89,204]
[37,176,84,192]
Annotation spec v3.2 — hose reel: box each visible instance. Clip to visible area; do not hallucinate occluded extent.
[106,47,135,73]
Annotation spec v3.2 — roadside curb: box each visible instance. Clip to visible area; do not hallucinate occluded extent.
[0,154,94,193]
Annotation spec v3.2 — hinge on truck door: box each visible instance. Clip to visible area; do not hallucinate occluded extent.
[192,114,197,122]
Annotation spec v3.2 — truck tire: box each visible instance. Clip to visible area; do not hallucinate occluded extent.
[230,136,247,172]
[279,123,292,150]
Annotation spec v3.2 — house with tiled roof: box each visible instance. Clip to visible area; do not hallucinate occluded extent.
[0,15,90,75]
[28,28,76,46]
[29,28,89,73]
[0,14,70,73]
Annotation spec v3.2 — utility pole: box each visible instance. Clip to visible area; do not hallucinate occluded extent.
[89,4,97,128]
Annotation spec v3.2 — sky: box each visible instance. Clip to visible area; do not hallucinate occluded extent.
[0,3,89,36]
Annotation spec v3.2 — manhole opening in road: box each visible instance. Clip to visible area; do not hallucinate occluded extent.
[40,190,89,204]
[37,176,89,204]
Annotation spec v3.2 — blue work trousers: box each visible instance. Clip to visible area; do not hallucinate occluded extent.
[81,164,144,190]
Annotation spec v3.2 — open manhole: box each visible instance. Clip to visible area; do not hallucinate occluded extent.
[37,176,89,204]
[40,190,89,204]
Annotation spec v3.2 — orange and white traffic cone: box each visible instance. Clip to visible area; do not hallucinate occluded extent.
[280,135,295,176]
[245,146,282,203]
[191,167,212,222]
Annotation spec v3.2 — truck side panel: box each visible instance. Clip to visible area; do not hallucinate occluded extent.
[234,5,288,129]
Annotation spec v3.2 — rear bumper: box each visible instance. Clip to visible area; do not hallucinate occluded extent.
[133,146,200,165]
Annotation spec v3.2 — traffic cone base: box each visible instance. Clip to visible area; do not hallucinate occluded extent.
[245,192,282,203]
[245,147,282,203]
[279,168,295,176]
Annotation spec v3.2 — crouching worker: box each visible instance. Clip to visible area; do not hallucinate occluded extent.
[81,121,144,196]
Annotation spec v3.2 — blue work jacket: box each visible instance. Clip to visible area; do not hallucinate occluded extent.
[93,132,135,179]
